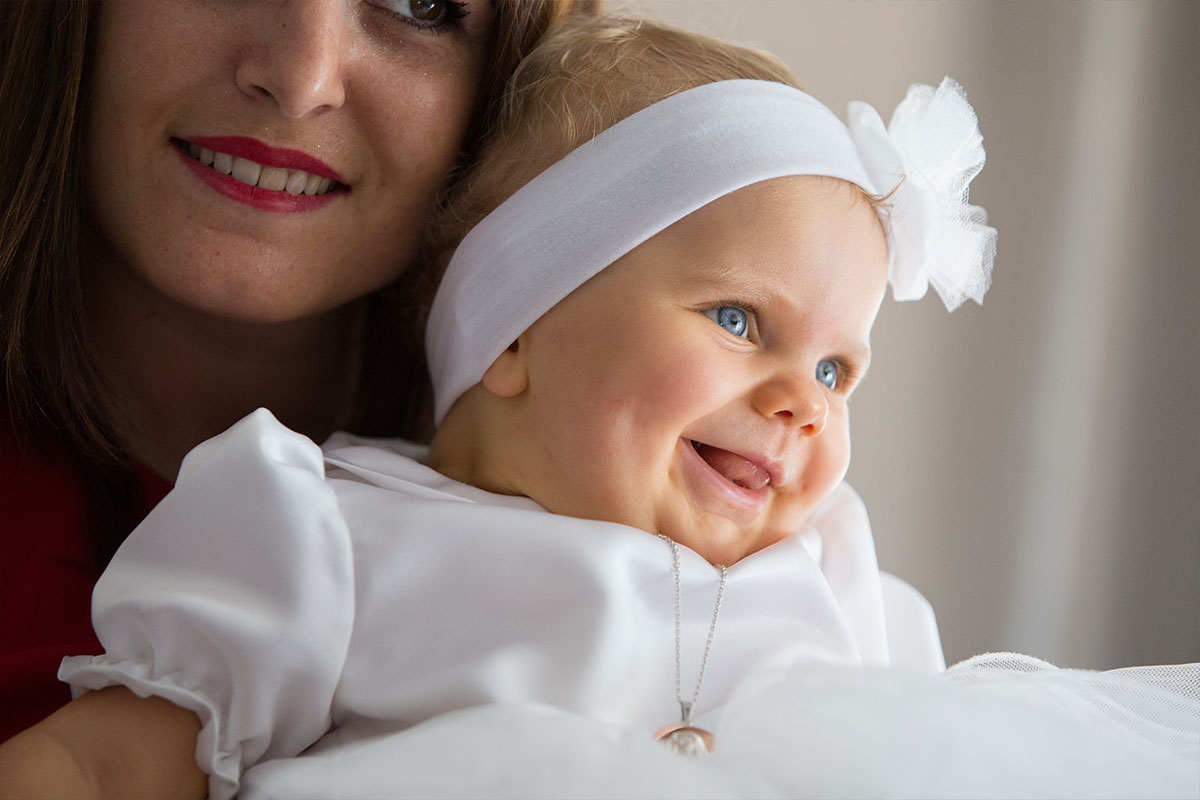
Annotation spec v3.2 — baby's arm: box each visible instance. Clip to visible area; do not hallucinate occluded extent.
[0,687,205,799]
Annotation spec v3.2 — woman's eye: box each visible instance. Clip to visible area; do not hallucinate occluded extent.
[376,0,466,28]
[816,359,839,389]
[704,306,751,338]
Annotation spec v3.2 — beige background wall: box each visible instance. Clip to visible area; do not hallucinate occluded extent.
[623,0,1198,669]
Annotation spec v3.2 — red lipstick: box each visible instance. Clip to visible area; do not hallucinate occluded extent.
[174,136,347,214]
[188,136,345,181]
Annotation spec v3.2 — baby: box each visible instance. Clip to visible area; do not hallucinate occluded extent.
[0,14,995,800]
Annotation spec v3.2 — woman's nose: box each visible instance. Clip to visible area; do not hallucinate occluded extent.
[751,373,828,437]
[235,1,347,119]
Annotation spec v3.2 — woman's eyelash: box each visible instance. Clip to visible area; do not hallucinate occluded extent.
[435,0,470,28]
[376,0,470,33]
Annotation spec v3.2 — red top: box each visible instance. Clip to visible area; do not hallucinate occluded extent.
[0,421,171,741]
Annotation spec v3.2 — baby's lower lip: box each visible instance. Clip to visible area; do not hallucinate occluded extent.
[678,437,769,523]
[690,440,771,490]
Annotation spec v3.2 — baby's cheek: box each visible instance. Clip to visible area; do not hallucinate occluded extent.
[770,429,852,537]
[809,422,852,495]
[643,346,733,406]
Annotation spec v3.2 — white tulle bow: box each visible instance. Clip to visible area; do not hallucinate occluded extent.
[848,77,998,310]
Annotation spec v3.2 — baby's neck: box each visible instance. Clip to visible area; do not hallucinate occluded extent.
[429,395,526,499]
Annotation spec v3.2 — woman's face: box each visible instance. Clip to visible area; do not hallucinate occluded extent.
[86,0,493,323]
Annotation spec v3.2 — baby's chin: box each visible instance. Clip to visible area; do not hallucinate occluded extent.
[657,524,793,567]
[539,494,800,566]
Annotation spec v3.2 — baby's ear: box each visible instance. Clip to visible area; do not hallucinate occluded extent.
[481,336,529,398]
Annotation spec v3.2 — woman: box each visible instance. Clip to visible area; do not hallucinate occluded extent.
[0,0,597,740]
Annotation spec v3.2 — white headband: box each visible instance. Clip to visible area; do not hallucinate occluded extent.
[427,78,996,424]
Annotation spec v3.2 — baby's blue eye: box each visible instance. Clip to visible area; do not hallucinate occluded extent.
[816,359,839,389]
[704,306,750,338]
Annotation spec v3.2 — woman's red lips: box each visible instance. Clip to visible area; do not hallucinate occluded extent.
[185,136,345,182]
[174,136,348,213]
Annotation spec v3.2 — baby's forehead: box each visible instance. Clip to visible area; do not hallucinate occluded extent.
[673,175,880,230]
[600,175,888,306]
[636,175,886,263]
[726,175,884,232]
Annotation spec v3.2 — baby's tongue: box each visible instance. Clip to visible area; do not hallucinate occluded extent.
[694,443,770,491]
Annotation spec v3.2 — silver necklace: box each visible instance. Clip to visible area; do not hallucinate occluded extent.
[653,535,728,757]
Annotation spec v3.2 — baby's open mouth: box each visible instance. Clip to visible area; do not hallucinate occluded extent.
[690,440,771,491]
[174,139,345,196]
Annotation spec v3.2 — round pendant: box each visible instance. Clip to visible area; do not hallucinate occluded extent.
[654,724,715,757]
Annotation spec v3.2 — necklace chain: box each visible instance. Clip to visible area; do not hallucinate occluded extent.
[660,535,728,724]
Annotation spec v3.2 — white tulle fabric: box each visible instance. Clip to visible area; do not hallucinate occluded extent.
[848,78,997,309]
[59,409,944,800]
[427,78,998,424]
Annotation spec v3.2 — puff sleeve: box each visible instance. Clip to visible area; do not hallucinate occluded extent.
[59,409,355,800]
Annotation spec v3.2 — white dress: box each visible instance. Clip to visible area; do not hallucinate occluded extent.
[60,410,1198,799]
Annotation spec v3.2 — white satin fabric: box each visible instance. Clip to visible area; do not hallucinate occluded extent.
[239,657,1198,800]
[60,409,944,798]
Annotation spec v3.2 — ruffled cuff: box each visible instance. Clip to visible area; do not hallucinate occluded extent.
[60,656,239,800]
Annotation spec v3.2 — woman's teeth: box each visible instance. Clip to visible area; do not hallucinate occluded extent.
[185,141,337,196]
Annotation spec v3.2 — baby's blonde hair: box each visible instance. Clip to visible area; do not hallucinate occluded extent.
[421,14,802,311]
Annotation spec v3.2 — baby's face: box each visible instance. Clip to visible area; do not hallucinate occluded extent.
[507,176,888,565]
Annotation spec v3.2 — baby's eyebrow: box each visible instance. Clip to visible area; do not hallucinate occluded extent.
[845,341,873,370]
[687,262,772,303]
[687,260,739,286]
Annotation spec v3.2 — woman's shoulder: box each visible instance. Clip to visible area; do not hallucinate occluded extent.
[0,412,98,667]
[0,411,168,600]
[0,412,165,739]
[1,412,87,536]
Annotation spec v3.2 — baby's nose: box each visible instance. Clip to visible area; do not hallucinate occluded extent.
[751,374,828,436]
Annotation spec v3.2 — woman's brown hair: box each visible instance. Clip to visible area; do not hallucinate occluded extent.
[0,0,599,566]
